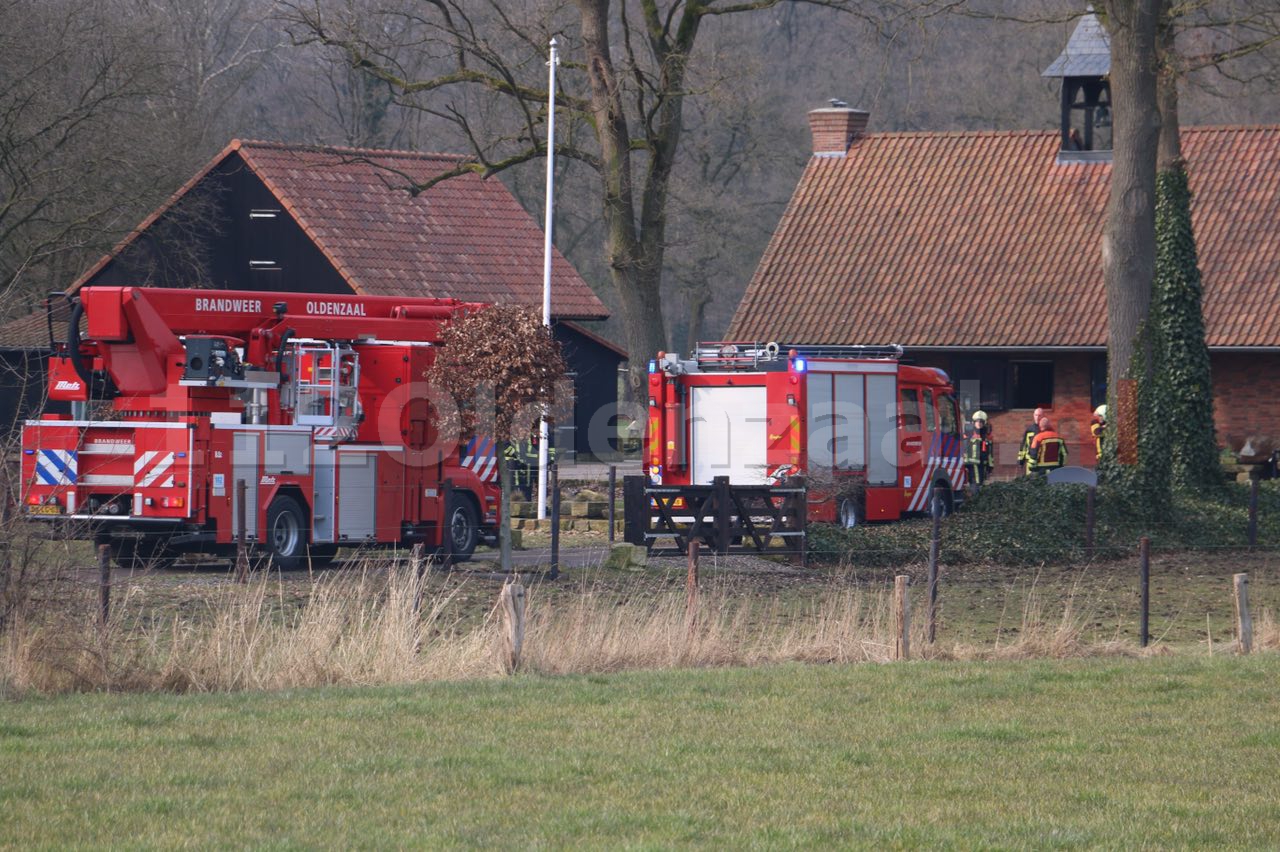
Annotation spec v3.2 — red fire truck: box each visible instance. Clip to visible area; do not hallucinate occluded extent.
[645,343,967,525]
[20,287,500,567]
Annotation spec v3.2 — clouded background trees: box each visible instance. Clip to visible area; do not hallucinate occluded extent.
[2,0,1277,367]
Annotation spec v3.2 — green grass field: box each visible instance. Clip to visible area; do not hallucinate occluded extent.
[3,656,1279,848]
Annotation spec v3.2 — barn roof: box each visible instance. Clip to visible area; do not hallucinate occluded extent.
[728,126,1280,349]
[67,139,607,319]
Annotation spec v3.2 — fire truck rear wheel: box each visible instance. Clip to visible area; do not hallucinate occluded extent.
[838,498,861,529]
[265,495,307,570]
[446,494,478,562]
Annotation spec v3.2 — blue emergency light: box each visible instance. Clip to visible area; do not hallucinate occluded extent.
[794,358,807,373]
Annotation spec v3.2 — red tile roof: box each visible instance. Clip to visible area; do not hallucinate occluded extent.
[69,140,607,319]
[729,127,1280,349]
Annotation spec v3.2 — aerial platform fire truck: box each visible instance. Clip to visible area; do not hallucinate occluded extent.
[645,343,967,525]
[20,287,500,567]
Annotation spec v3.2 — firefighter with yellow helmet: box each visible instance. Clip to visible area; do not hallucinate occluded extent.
[964,410,994,486]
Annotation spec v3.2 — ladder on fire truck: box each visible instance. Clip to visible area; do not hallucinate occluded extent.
[688,342,904,371]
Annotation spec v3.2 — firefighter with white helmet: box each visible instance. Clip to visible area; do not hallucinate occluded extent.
[964,409,994,486]
[1091,404,1107,461]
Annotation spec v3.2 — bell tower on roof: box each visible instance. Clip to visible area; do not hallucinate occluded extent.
[1042,9,1112,162]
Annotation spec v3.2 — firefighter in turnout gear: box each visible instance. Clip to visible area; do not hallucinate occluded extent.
[964,410,994,487]
[504,437,556,500]
[1090,405,1107,460]
[1027,417,1068,474]
[1017,407,1045,469]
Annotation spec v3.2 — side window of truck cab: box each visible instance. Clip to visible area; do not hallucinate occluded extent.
[922,389,936,432]
[899,388,922,431]
[939,392,960,436]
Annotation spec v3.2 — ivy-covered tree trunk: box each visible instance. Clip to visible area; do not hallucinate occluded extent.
[1150,16,1221,494]
[1153,167,1221,492]
[1097,0,1170,513]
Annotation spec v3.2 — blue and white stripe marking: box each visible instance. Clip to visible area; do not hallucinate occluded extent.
[461,437,498,483]
[36,449,77,485]
[906,433,966,512]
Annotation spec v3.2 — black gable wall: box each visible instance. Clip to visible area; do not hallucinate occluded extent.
[84,155,350,296]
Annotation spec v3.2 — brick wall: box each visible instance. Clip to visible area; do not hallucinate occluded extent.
[913,350,1280,478]
[1208,353,1280,450]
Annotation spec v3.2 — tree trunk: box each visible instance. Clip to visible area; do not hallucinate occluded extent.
[685,284,711,353]
[1156,14,1182,171]
[576,0,668,399]
[1100,0,1162,459]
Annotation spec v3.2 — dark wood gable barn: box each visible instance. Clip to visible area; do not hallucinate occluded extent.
[729,15,1280,475]
[0,140,623,455]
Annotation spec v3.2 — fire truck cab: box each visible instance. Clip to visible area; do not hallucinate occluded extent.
[645,343,967,525]
[21,287,500,567]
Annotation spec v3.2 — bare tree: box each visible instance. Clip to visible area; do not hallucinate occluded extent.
[283,0,949,397]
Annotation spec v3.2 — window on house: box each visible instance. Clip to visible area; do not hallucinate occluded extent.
[1011,361,1054,409]
[1090,356,1107,411]
[950,357,1007,411]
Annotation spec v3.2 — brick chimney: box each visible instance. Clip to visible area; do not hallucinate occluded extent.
[808,105,869,157]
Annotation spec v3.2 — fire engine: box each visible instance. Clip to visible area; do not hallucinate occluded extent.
[645,343,968,525]
[21,287,501,567]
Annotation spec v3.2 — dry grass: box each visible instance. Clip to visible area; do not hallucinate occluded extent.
[1257,607,1279,651]
[0,555,1254,697]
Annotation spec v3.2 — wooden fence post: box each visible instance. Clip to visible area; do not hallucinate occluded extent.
[894,575,911,661]
[686,538,701,635]
[1234,573,1252,655]
[97,543,111,626]
[1138,536,1150,648]
[411,542,426,614]
[1248,479,1259,547]
[499,581,527,673]
[1085,486,1096,558]
[607,465,617,543]
[927,488,941,644]
[235,478,248,583]
[549,461,561,580]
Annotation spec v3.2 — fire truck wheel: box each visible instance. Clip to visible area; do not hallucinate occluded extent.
[265,495,307,570]
[838,498,861,529]
[446,494,478,561]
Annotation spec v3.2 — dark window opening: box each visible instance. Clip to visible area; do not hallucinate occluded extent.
[951,357,1007,412]
[1090,355,1107,411]
[1012,361,1054,409]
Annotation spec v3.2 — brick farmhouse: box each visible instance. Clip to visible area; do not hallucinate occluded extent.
[729,27,1279,476]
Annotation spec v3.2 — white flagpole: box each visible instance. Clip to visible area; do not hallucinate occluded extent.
[537,38,559,521]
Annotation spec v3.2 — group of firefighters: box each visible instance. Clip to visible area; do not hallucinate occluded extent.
[963,405,1107,487]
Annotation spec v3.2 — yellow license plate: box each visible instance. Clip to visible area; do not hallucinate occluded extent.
[29,504,62,515]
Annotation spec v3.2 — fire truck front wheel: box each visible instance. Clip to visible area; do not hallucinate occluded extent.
[445,494,478,561]
[265,495,307,570]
